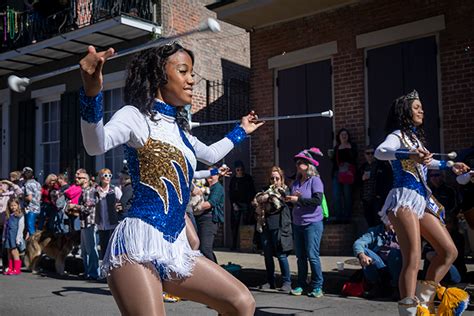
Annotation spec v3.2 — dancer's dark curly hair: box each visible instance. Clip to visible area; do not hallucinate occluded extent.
[385,93,426,146]
[124,42,194,132]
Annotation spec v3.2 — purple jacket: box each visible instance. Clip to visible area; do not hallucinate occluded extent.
[291,176,324,226]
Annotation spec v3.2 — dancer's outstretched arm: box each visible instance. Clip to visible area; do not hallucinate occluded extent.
[80,103,147,156]
[375,132,433,165]
[375,133,402,161]
[189,112,264,165]
[79,46,148,156]
[194,165,231,179]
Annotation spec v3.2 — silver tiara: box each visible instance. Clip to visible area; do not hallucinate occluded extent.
[405,90,419,100]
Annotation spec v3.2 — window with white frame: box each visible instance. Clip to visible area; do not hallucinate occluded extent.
[99,87,125,182]
[41,100,61,177]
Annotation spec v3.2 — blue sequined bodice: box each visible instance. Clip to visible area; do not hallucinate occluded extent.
[390,159,428,198]
[123,100,195,242]
[125,137,194,242]
[390,131,430,198]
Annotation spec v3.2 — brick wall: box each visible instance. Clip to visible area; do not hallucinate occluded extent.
[320,223,355,256]
[249,0,474,187]
[247,0,473,255]
[161,0,250,113]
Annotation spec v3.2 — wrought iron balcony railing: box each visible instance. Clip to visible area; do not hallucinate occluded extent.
[0,0,160,54]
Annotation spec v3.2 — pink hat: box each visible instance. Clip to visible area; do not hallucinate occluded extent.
[294,149,319,167]
[308,147,323,157]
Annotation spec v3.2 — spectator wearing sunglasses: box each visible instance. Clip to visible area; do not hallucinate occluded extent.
[95,168,122,260]
[360,145,393,228]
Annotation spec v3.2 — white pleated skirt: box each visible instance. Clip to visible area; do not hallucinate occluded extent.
[378,187,427,224]
[100,217,202,280]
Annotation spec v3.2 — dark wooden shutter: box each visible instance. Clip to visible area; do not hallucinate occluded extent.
[17,100,36,169]
[60,91,95,176]
[277,59,334,204]
[367,36,440,151]
[277,64,308,175]
[306,59,334,195]
[367,42,404,146]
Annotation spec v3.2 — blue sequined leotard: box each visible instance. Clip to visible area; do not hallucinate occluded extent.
[375,130,449,224]
[79,89,246,279]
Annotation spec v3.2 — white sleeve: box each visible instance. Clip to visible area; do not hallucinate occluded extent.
[375,133,402,161]
[456,172,472,185]
[16,216,24,243]
[188,135,235,165]
[114,186,123,200]
[194,170,212,179]
[81,106,148,156]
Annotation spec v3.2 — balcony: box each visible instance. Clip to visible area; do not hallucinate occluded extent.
[0,0,161,77]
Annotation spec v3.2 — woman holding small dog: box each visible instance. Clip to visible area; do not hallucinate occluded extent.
[286,148,325,298]
[255,166,292,293]
[2,197,25,275]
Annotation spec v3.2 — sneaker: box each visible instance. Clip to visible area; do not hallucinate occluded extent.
[308,288,324,298]
[163,293,180,303]
[259,283,276,290]
[290,287,304,296]
[279,283,292,293]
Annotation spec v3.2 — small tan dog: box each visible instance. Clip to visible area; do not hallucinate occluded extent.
[24,230,78,275]
[189,179,210,216]
[254,185,287,233]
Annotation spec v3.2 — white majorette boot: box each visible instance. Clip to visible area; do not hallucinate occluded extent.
[415,280,436,315]
[398,297,419,316]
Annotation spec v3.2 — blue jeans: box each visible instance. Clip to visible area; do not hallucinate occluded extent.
[332,175,353,220]
[363,248,402,287]
[261,228,291,286]
[25,212,39,235]
[293,221,324,290]
[81,225,99,279]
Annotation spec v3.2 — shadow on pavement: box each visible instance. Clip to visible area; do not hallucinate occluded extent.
[52,286,111,297]
[235,267,359,295]
[255,306,314,316]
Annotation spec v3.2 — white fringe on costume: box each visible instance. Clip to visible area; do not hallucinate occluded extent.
[100,217,202,279]
[379,187,427,224]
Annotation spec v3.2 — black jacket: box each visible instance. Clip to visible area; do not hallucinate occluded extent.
[119,183,133,220]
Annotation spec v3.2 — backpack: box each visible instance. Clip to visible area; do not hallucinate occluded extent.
[321,194,329,218]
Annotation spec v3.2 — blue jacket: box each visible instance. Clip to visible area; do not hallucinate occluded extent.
[352,224,396,257]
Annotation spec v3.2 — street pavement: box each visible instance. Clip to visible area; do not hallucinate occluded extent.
[0,251,473,315]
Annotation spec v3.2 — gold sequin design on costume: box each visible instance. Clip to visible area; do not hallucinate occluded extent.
[137,138,189,214]
[399,132,422,181]
[400,159,420,181]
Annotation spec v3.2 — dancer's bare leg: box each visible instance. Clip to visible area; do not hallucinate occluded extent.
[107,262,165,316]
[420,213,458,282]
[185,214,200,250]
[164,256,255,316]
[388,207,421,298]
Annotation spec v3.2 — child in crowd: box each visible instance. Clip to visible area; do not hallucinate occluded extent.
[2,197,25,275]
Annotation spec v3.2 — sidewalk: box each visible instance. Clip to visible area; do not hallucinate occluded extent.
[215,249,474,277]
[215,249,474,302]
[215,250,375,296]
[216,250,358,275]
